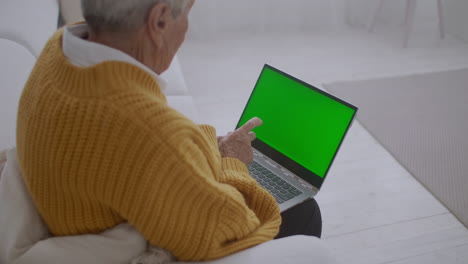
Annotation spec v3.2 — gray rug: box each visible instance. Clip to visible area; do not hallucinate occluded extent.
[324,69,468,228]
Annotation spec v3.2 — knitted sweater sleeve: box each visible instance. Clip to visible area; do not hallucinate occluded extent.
[94,103,281,261]
[197,124,281,226]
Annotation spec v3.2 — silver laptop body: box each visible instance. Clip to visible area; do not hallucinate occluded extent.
[239,65,358,212]
[249,149,319,212]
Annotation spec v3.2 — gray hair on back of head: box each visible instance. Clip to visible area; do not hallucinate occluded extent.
[81,0,189,33]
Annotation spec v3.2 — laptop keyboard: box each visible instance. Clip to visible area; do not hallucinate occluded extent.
[248,161,303,204]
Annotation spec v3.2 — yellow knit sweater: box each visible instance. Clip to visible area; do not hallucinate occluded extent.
[16,30,281,261]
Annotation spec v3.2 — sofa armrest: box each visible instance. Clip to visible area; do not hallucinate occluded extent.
[0,40,37,150]
[0,149,7,177]
[166,96,201,124]
[162,56,191,96]
[176,236,340,264]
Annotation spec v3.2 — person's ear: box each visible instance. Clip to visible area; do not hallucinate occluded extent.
[146,2,171,47]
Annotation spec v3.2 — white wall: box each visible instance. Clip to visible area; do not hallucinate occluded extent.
[445,0,468,43]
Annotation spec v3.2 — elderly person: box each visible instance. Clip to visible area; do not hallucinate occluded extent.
[16,0,321,261]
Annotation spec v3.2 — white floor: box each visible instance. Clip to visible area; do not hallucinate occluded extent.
[178,28,468,264]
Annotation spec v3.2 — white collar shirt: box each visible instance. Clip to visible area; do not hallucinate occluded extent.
[62,24,168,92]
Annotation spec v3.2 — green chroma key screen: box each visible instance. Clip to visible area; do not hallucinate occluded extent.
[238,65,357,179]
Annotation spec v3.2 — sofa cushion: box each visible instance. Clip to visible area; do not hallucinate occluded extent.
[166,96,201,124]
[58,0,84,24]
[0,39,36,150]
[0,0,59,57]
[162,57,200,123]
[162,56,191,96]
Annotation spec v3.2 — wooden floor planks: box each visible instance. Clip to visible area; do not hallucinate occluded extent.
[325,214,468,263]
[389,242,468,264]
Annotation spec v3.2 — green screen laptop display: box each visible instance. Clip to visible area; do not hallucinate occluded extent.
[237,65,357,187]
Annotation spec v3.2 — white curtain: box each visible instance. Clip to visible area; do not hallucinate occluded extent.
[188,0,441,37]
[188,0,339,36]
[346,0,440,29]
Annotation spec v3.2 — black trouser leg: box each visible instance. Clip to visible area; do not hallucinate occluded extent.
[275,198,322,239]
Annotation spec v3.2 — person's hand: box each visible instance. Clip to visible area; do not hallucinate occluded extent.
[218,117,263,166]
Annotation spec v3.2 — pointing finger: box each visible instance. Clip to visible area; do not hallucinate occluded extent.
[237,117,263,134]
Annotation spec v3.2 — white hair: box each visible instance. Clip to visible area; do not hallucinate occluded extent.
[81,0,188,32]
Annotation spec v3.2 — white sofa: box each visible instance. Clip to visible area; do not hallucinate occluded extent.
[0,0,339,263]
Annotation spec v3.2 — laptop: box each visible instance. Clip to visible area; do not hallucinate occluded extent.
[236,64,358,212]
